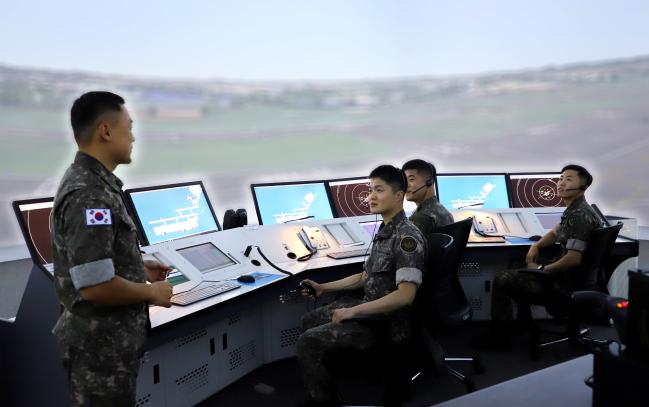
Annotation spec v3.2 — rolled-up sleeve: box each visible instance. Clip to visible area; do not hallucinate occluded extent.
[61,192,116,290]
[564,210,599,253]
[394,235,425,287]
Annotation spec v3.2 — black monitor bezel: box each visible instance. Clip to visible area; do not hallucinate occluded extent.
[250,179,335,225]
[123,180,221,246]
[325,175,372,218]
[506,171,563,208]
[12,196,55,280]
[434,172,512,209]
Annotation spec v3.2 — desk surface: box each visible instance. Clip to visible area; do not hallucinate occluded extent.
[434,355,593,407]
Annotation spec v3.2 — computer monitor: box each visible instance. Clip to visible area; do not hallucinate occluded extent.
[327,176,417,218]
[508,172,562,208]
[328,177,372,217]
[12,197,55,277]
[436,173,510,210]
[251,181,335,225]
[124,181,220,246]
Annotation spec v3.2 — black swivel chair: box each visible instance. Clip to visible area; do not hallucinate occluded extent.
[431,218,484,385]
[518,223,623,358]
[323,233,454,406]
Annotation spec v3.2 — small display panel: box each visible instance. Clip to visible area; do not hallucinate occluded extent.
[177,242,236,274]
[12,198,55,274]
[535,212,563,230]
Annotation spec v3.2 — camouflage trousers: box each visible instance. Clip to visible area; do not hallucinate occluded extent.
[65,346,140,407]
[491,269,564,322]
[296,296,376,403]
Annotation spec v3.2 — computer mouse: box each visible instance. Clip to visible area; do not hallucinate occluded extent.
[237,274,255,283]
[529,235,542,241]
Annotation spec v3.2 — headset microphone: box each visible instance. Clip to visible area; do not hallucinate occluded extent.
[409,183,428,195]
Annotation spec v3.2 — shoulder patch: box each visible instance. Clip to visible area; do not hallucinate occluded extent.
[85,208,112,226]
[400,236,418,253]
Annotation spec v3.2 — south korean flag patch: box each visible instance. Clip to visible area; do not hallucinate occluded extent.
[85,208,112,226]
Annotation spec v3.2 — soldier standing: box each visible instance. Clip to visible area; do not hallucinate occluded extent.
[402,159,454,237]
[296,165,426,406]
[472,164,602,350]
[51,91,173,406]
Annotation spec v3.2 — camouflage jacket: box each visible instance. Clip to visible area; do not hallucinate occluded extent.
[555,196,602,256]
[51,152,147,355]
[409,197,454,237]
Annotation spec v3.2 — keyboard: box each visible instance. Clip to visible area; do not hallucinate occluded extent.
[171,281,241,306]
[327,249,369,259]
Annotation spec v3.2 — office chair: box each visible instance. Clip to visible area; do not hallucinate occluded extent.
[323,233,455,406]
[517,223,623,359]
[432,218,485,382]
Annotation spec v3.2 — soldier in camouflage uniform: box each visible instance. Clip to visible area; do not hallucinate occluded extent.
[51,92,173,406]
[473,165,602,350]
[296,165,425,406]
[402,159,454,236]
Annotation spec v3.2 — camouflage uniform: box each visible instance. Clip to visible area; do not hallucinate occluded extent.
[409,196,454,237]
[296,210,425,402]
[51,152,147,406]
[491,196,602,321]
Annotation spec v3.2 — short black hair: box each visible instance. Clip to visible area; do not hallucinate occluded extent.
[70,91,125,144]
[369,165,407,193]
[561,164,593,189]
[402,159,436,179]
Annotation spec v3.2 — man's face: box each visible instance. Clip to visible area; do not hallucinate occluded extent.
[404,169,429,202]
[105,105,135,164]
[557,169,583,199]
[369,177,403,215]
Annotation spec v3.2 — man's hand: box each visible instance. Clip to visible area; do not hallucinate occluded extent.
[149,281,173,307]
[526,244,539,266]
[332,307,358,324]
[144,260,171,282]
[300,279,324,298]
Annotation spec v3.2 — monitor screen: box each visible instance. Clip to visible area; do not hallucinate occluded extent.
[509,173,562,208]
[125,182,220,246]
[251,181,335,224]
[328,176,417,217]
[12,198,55,274]
[436,174,510,210]
[328,177,372,217]
[535,212,563,230]
[176,242,236,274]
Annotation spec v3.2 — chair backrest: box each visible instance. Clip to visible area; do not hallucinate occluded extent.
[415,233,453,322]
[430,218,474,328]
[579,222,623,292]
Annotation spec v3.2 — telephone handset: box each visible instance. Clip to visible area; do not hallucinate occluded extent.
[473,214,498,235]
[297,226,329,253]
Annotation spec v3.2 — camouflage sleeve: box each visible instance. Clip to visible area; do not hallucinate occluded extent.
[60,189,117,290]
[393,233,425,287]
[564,209,599,253]
[409,212,433,238]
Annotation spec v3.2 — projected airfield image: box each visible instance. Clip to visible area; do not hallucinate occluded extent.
[2,57,649,246]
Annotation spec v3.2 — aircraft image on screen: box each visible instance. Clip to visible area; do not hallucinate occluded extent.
[274,192,318,223]
[252,182,335,224]
[128,184,219,245]
[450,182,496,210]
[149,186,202,237]
[437,175,510,210]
